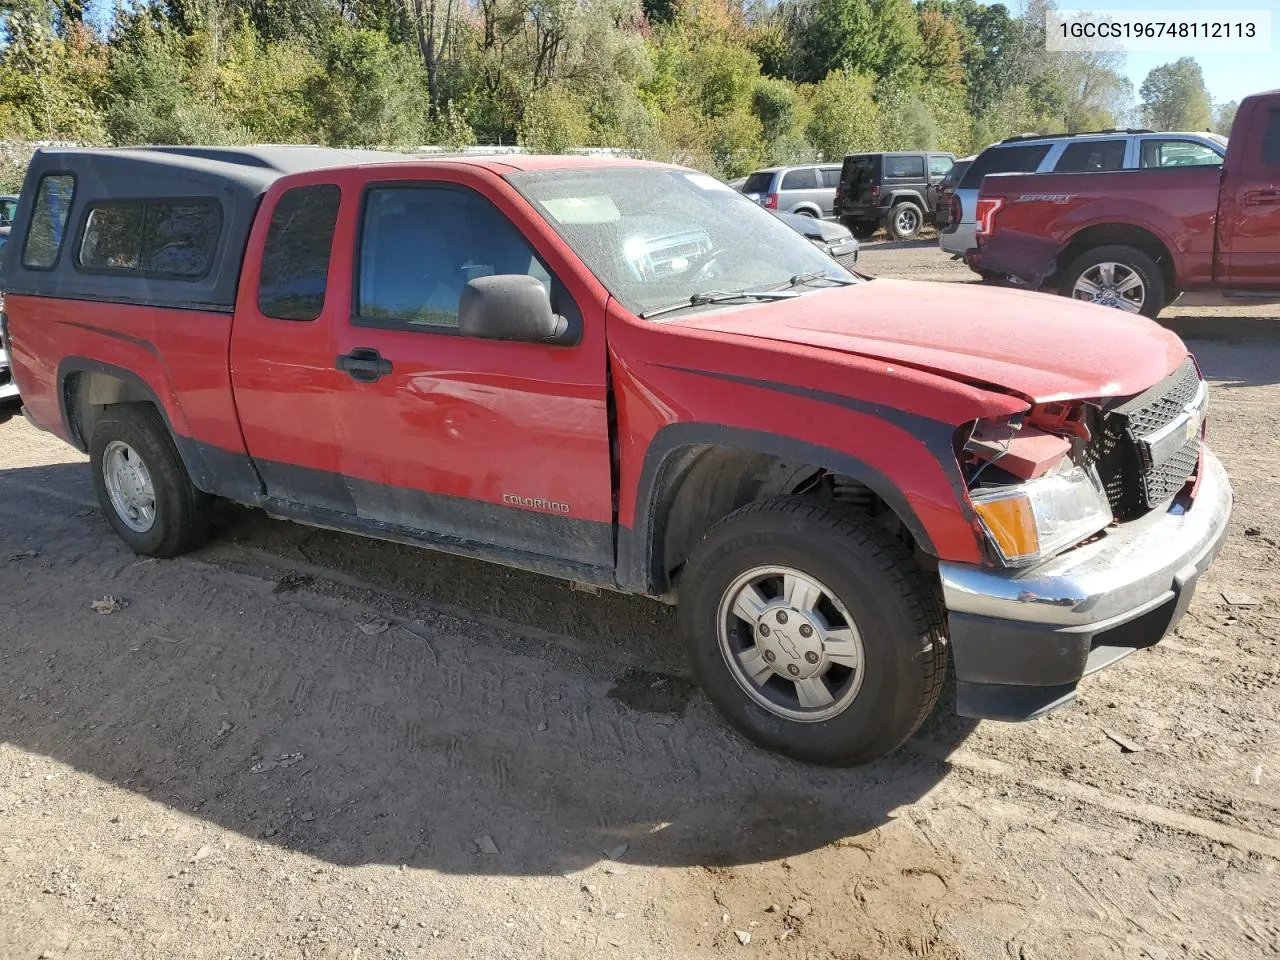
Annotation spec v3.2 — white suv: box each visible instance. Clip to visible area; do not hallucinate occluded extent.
[940,130,1228,261]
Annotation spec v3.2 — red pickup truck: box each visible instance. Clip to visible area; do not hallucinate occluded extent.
[974,89,1280,317]
[0,146,1232,765]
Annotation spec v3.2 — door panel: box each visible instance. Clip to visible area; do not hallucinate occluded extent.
[333,179,615,571]
[230,180,353,512]
[1223,106,1280,286]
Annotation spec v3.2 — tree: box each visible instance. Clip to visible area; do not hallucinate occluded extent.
[305,27,429,146]
[793,0,921,84]
[805,67,880,159]
[915,3,963,89]
[1212,100,1237,137]
[751,76,795,144]
[1139,57,1212,131]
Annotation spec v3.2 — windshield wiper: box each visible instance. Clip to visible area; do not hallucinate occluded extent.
[776,270,860,290]
[639,288,800,320]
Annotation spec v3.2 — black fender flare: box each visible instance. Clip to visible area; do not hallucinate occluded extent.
[56,357,264,501]
[616,423,940,596]
[884,191,927,213]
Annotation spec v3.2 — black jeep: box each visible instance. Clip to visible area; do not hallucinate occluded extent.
[835,152,954,241]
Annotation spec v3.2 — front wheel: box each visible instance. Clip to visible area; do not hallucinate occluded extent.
[1059,244,1165,319]
[90,404,213,557]
[678,497,948,766]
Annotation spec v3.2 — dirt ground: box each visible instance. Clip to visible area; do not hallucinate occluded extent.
[1,242,1277,960]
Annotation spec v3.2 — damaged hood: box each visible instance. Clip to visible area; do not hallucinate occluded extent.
[674,278,1187,403]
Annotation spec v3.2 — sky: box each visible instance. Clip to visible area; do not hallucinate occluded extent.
[1040,0,1280,104]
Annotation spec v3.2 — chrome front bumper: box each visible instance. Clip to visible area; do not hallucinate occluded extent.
[938,448,1232,720]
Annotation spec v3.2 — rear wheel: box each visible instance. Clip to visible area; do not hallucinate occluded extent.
[678,496,948,766]
[885,202,923,241]
[848,220,879,240]
[90,404,213,557]
[1059,244,1165,319]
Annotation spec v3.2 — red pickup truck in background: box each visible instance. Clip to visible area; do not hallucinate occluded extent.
[0,146,1232,766]
[974,89,1280,317]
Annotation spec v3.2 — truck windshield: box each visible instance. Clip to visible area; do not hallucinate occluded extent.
[508,167,851,319]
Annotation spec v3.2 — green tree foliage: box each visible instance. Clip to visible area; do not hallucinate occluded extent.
[0,0,1226,179]
[1213,100,1238,137]
[306,26,429,146]
[1140,57,1213,131]
[914,3,963,89]
[805,67,880,159]
[793,0,921,85]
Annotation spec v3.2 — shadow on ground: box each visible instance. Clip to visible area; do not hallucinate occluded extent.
[0,458,978,878]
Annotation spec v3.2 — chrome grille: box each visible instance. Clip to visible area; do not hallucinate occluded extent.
[1143,436,1201,505]
[1089,359,1204,518]
[1118,359,1201,436]
[833,249,859,271]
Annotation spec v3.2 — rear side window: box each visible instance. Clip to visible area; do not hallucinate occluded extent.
[928,155,953,177]
[885,156,924,179]
[820,168,841,188]
[79,199,221,278]
[742,172,774,194]
[1261,111,1280,166]
[960,145,1052,188]
[780,168,818,190]
[22,174,76,270]
[1055,139,1126,172]
[258,185,341,321]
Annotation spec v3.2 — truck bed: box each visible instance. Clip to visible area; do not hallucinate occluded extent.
[976,166,1223,289]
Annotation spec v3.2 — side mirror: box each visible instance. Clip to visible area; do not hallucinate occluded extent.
[457,274,569,343]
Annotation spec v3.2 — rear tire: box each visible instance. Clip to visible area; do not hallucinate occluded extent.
[90,404,213,557]
[678,496,948,766]
[848,220,879,240]
[885,202,924,241]
[1059,244,1165,319]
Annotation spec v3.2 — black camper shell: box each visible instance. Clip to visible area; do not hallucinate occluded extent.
[0,146,409,313]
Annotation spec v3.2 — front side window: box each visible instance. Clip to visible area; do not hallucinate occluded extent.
[928,155,953,178]
[780,168,818,190]
[1055,139,1126,172]
[79,199,220,277]
[22,174,75,270]
[510,168,850,318]
[885,155,925,179]
[1139,139,1223,169]
[258,184,341,321]
[357,184,551,330]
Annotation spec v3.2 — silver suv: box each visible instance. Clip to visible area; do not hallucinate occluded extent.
[739,164,842,218]
[940,130,1228,260]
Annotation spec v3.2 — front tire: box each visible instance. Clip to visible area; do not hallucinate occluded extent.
[678,497,947,766]
[90,404,213,557]
[1059,244,1165,319]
